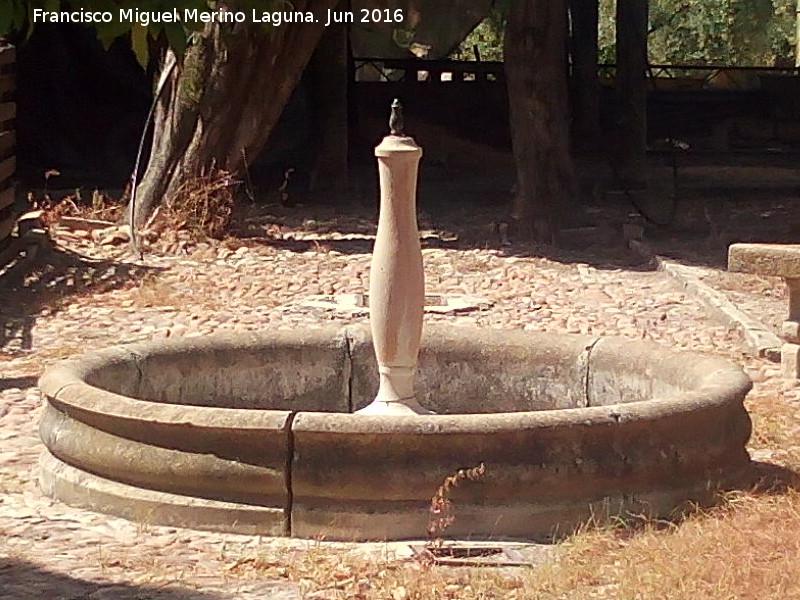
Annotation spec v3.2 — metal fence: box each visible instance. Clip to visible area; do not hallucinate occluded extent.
[354,58,800,89]
[0,44,16,253]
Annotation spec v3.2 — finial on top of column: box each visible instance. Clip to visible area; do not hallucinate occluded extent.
[389,98,404,136]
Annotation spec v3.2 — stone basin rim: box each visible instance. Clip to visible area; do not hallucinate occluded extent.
[38,325,753,431]
[42,383,747,432]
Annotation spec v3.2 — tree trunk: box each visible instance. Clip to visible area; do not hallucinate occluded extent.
[504,0,575,242]
[796,0,800,68]
[615,0,648,182]
[132,0,338,229]
[308,7,349,193]
[569,0,600,154]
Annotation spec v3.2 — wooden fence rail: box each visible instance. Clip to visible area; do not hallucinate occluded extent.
[0,44,16,253]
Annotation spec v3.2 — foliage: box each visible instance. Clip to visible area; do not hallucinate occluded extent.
[2,1,188,63]
[648,0,780,66]
[450,2,507,61]
[0,0,279,66]
[600,0,797,67]
[7,0,795,68]
[454,0,797,67]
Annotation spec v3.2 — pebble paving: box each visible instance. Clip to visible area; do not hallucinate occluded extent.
[0,231,797,599]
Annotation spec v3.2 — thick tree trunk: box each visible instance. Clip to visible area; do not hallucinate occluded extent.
[796,0,800,68]
[615,0,648,182]
[570,0,600,153]
[504,0,575,242]
[309,9,349,193]
[132,0,338,229]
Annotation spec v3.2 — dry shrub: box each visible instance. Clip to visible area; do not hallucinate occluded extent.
[159,167,237,240]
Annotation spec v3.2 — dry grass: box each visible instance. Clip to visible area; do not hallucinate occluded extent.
[427,463,487,540]
[0,470,25,494]
[222,489,800,600]
[747,391,800,469]
[133,272,180,309]
[131,271,223,311]
[227,545,529,600]
[552,491,800,600]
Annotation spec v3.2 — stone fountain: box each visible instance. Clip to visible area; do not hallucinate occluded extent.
[38,102,753,541]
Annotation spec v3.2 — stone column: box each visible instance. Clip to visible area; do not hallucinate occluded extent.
[356,107,430,415]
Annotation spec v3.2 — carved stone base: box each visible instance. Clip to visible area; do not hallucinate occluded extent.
[782,343,800,379]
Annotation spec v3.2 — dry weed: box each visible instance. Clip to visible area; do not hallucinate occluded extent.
[159,167,238,240]
[427,463,486,542]
[556,489,800,600]
[35,188,125,227]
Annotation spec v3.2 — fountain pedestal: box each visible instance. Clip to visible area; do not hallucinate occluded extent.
[355,131,430,415]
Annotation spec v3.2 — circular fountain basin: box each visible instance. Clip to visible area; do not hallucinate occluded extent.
[38,324,752,541]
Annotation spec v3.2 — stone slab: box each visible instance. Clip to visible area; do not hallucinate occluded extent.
[39,401,290,507]
[291,349,751,541]
[37,326,753,541]
[729,243,800,278]
[295,293,491,316]
[587,336,750,406]
[660,259,781,360]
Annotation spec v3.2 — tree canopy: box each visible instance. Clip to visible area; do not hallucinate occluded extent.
[600,0,797,66]
[452,0,798,67]
[0,0,282,65]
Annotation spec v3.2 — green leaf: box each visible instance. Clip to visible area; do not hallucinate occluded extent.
[163,21,188,57]
[0,0,25,36]
[392,27,415,50]
[131,23,149,67]
[0,3,15,37]
[96,19,132,49]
